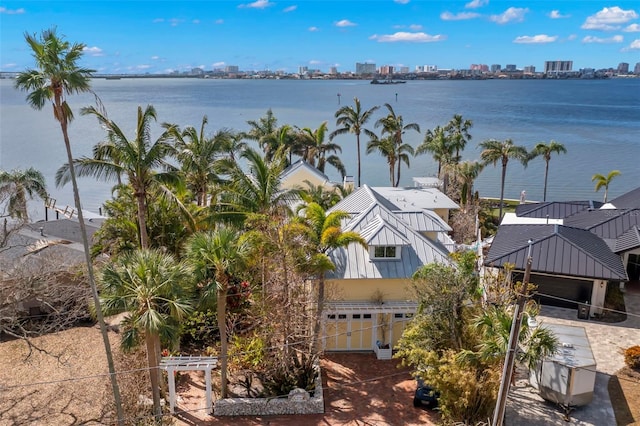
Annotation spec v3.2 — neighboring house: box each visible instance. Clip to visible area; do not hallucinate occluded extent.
[322,185,456,353]
[485,186,640,317]
[279,159,351,192]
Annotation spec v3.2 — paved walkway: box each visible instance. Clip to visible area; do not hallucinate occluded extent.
[506,283,640,425]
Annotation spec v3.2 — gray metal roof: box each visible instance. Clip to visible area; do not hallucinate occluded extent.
[564,208,640,240]
[358,215,411,246]
[327,202,452,280]
[515,201,602,219]
[329,185,400,214]
[484,224,628,280]
[614,225,640,253]
[372,186,459,211]
[393,210,452,232]
[608,186,640,209]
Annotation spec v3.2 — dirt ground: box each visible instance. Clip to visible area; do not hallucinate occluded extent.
[173,353,439,426]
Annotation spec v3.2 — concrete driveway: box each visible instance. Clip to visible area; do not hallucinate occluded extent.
[505,283,640,425]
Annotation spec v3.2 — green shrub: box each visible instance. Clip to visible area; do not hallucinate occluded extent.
[624,346,640,369]
[180,310,218,347]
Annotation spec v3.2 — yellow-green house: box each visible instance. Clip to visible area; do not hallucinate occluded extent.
[323,185,457,354]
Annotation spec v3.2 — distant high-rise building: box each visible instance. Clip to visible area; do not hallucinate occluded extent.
[329,66,338,74]
[470,64,489,71]
[544,60,573,74]
[299,66,309,75]
[491,64,501,73]
[634,62,640,75]
[505,64,517,72]
[225,65,239,73]
[415,65,424,72]
[355,62,376,75]
[399,66,409,74]
[379,65,394,75]
[424,65,438,72]
[617,62,629,74]
[523,65,536,73]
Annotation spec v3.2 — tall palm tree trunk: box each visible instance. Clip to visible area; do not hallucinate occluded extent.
[312,274,326,353]
[135,191,150,248]
[145,332,163,419]
[543,159,550,202]
[356,135,361,188]
[59,111,125,424]
[217,282,229,398]
[499,161,507,219]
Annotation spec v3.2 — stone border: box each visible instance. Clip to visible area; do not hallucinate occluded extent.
[213,368,324,416]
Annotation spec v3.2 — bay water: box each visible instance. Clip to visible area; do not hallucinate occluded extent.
[1,78,638,220]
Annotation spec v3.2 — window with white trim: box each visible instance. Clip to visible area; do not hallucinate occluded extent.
[370,245,400,260]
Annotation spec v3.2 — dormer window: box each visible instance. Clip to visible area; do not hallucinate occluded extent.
[371,245,400,260]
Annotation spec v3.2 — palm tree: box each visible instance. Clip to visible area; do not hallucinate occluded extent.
[446,160,484,208]
[592,170,621,203]
[296,203,366,352]
[415,125,454,178]
[100,249,194,419]
[244,109,281,161]
[297,121,346,177]
[165,115,229,206]
[0,167,47,221]
[366,136,398,186]
[330,97,380,188]
[14,28,124,423]
[445,114,473,162]
[479,139,529,219]
[375,103,420,186]
[56,105,179,249]
[184,228,251,399]
[219,147,298,221]
[530,140,567,202]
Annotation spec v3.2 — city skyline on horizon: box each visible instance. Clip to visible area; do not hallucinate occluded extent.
[1,1,639,75]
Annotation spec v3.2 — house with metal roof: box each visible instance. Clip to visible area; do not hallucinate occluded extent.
[485,185,640,317]
[322,185,455,354]
[279,159,347,191]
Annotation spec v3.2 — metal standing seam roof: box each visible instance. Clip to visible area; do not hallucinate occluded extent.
[329,184,400,214]
[615,225,640,253]
[327,202,452,280]
[515,201,603,219]
[358,215,411,246]
[484,224,628,281]
[372,186,459,211]
[607,186,640,209]
[394,210,452,232]
[564,208,640,240]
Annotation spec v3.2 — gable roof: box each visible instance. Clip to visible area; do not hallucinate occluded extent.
[606,186,640,210]
[615,225,640,253]
[279,159,332,187]
[484,224,628,281]
[329,185,400,214]
[372,186,459,211]
[327,202,452,280]
[393,210,452,232]
[515,201,602,219]
[564,208,640,241]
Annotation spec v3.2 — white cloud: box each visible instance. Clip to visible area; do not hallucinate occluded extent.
[215,19,224,24]
[239,0,274,9]
[369,32,447,43]
[83,46,104,56]
[283,5,297,12]
[582,7,638,31]
[513,34,558,44]
[440,11,480,21]
[465,0,488,9]
[192,19,200,24]
[308,26,319,32]
[309,60,321,65]
[549,10,570,19]
[212,61,226,67]
[409,24,423,31]
[335,19,357,27]
[582,35,624,43]
[1,63,18,69]
[628,39,640,49]
[623,23,640,32]
[169,18,183,26]
[490,7,528,24]
[132,64,151,70]
[394,0,410,4]
[568,34,577,40]
[151,56,160,60]
[0,6,25,14]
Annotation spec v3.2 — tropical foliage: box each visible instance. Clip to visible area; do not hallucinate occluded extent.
[530,140,567,202]
[592,169,621,203]
[0,168,47,221]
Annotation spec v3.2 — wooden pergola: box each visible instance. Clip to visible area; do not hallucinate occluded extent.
[159,356,218,414]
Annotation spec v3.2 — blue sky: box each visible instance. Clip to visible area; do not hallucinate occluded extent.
[1,1,639,74]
